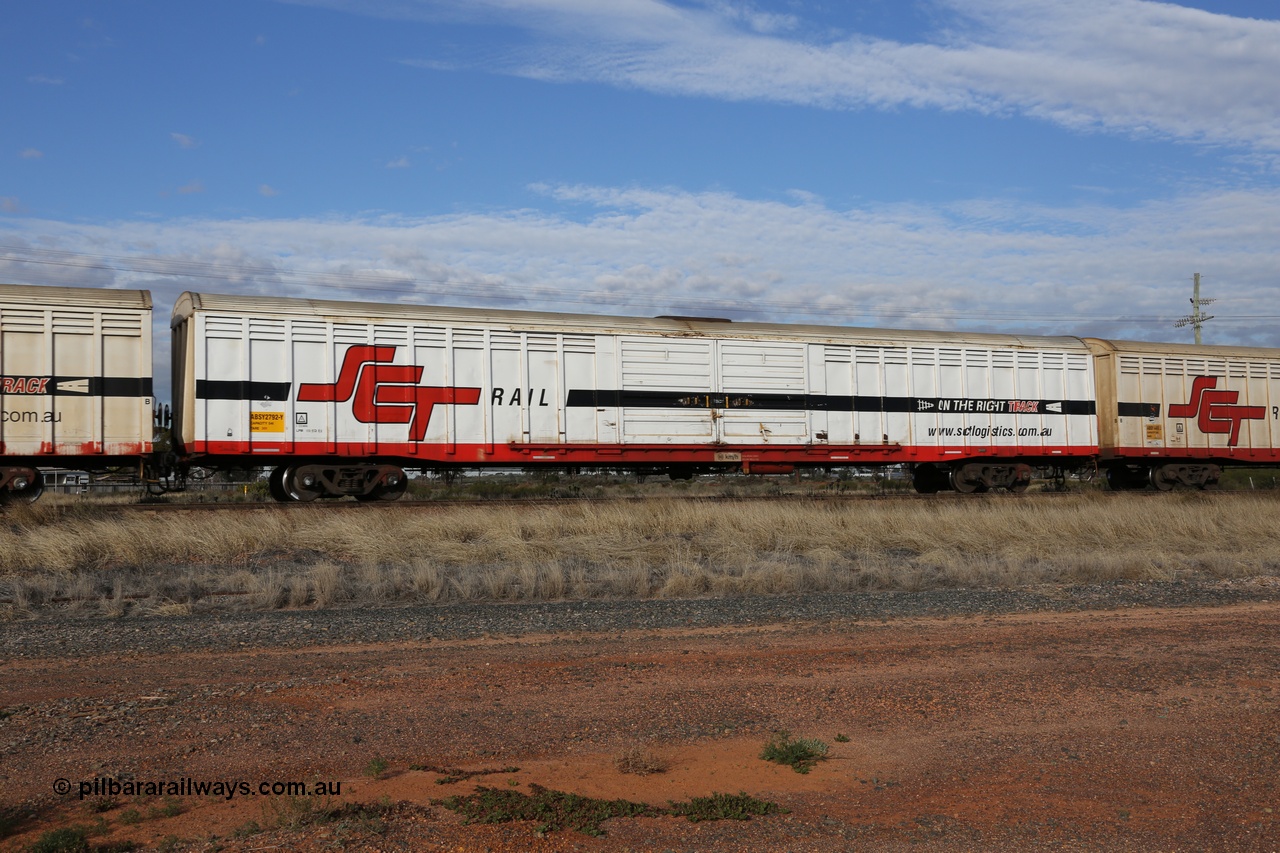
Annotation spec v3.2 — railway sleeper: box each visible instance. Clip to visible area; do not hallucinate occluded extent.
[270,463,408,502]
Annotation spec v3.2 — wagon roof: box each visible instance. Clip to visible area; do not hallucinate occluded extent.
[1,283,152,309]
[174,291,1091,351]
[1084,337,1280,361]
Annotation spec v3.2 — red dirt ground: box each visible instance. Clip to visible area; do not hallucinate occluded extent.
[3,602,1278,851]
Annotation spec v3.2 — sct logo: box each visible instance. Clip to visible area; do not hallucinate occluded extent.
[297,346,481,441]
[1167,376,1265,446]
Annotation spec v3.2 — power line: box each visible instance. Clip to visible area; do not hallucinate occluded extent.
[1173,272,1217,344]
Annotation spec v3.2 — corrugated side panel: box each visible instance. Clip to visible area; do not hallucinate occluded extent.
[1114,351,1280,453]
[719,341,808,442]
[196,311,603,454]
[823,343,1096,452]
[1,297,152,458]
[619,337,714,440]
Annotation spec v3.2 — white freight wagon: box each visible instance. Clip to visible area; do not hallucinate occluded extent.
[0,284,153,501]
[172,292,1098,499]
[1088,338,1280,489]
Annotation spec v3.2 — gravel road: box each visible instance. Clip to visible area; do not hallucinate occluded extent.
[4,577,1275,658]
[4,579,1278,852]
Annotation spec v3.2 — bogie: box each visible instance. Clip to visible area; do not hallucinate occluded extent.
[1104,463,1220,491]
[271,464,409,502]
[949,462,1033,494]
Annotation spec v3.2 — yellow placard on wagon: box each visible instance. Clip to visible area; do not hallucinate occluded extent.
[251,411,286,433]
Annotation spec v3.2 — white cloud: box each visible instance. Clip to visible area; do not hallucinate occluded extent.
[259,184,280,197]
[1,197,25,214]
[171,132,200,149]
[4,182,1279,352]
[27,74,63,85]
[386,156,411,168]
[696,0,797,35]
[20,149,43,159]
[336,0,1280,153]
[176,180,205,195]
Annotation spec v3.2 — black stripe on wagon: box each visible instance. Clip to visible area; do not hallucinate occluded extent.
[196,380,293,401]
[0,376,153,397]
[97,377,153,397]
[883,397,1096,416]
[567,390,837,410]
[1117,402,1162,418]
[567,390,1095,416]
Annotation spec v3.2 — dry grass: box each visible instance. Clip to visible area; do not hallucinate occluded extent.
[3,492,1280,617]
[614,746,671,776]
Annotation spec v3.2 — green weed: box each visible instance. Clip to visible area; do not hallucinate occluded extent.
[760,730,829,774]
[438,784,785,836]
[261,794,335,831]
[0,806,24,840]
[409,763,520,785]
[145,798,182,820]
[439,784,659,837]
[82,798,118,815]
[668,792,786,822]
[24,826,89,853]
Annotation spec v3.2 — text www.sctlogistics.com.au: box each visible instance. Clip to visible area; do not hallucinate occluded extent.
[56,777,342,801]
[926,425,1053,438]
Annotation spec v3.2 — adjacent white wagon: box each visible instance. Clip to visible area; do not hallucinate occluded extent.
[0,284,153,501]
[1088,338,1280,489]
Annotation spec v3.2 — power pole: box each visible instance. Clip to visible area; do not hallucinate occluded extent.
[1173,272,1216,345]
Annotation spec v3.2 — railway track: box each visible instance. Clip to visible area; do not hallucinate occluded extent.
[59,487,1180,512]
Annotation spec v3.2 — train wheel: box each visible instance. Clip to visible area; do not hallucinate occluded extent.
[1150,466,1177,492]
[2,472,44,504]
[377,474,408,501]
[268,466,289,502]
[19,476,45,502]
[949,468,980,494]
[282,466,324,502]
[1005,464,1033,494]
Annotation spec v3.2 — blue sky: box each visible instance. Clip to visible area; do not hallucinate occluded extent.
[4,0,1280,364]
